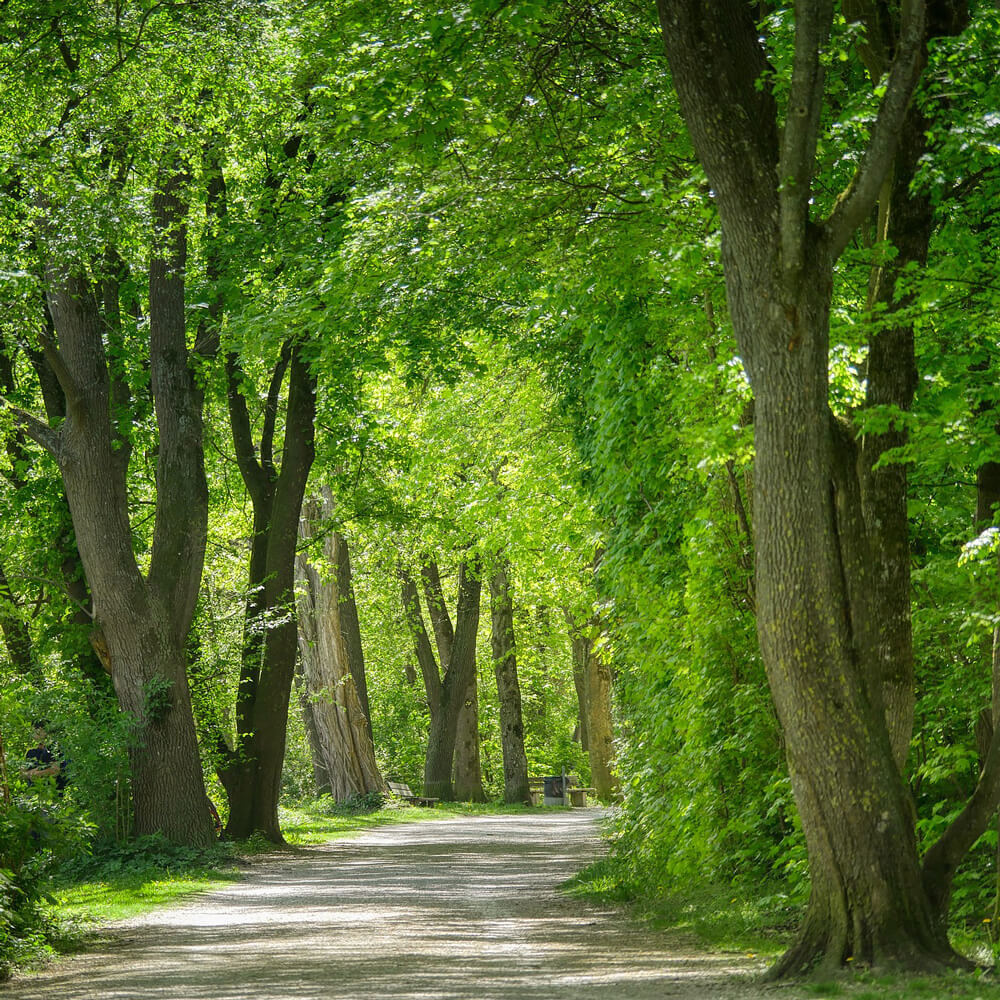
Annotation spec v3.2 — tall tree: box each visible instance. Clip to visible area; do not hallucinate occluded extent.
[296,492,384,801]
[489,561,529,804]
[569,619,617,802]
[399,558,482,800]
[217,338,317,841]
[11,158,216,845]
[655,0,982,973]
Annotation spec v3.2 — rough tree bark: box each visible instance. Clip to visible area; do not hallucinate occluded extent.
[335,526,373,731]
[10,159,215,845]
[453,668,486,802]
[217,339,317,842]
[295,492,384,801]
[568,620,617,801]
[657,0,977,974]
[399,557,482,801]
[0,333,109,688]
[489,562,529,804]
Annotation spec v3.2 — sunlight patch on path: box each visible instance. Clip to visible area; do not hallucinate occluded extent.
[10,811,764,999]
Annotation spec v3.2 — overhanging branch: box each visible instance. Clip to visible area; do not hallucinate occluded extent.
[922,708,1000,917]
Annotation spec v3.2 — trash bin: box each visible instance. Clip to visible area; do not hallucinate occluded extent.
[543,775,566,806]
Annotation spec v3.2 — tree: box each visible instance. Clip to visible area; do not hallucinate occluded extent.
[217,337,316,841]
[295,490,383,801]
[12,159,216,846]
[399,558,483,800]
[655,0,984,973]
[569,616,617,802]
[489,561,529,804]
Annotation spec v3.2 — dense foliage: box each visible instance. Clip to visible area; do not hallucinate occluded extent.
[1,0,1000,979]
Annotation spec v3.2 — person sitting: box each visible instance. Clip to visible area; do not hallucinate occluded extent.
[23,719,68,793]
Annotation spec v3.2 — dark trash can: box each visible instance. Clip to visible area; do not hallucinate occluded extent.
[543,775,566,806]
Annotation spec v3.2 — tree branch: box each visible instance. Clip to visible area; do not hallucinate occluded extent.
[399,565,443,716]
[778,0,833,286]
[823,0,927,260]
[260,340,292,481]
[225,352,268,505]
[656,0,780,232]
[922,707,1000,917]
[37,317,85,419]
[0,399,59,457]
[421,558,455,669]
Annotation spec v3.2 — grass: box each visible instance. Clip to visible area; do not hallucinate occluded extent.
[566,857,1000,999]
[565,856,799,958]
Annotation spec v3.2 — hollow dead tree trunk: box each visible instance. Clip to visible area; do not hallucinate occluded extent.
[399,558,482,801]
[489,563,529,804]
[296,493,384,801]
[657,0,979,974]
[12,160,215,845]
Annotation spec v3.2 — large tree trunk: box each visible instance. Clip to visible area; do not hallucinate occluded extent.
[490,564,529,804]
[296,494,384,801]
[657,0,973,974]
[423,562,482,800]
[334,528,373,731]
[22,161,215,846]
[220,341,316,842]
[748,285,950,974]
[569,622,617,801]
[452,669,486,802]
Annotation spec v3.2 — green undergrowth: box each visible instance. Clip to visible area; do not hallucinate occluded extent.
[565,855,799,957]
[796,970,1000,999]
[566,858,1000,999]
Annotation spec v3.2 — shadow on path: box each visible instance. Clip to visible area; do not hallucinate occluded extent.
[8,810,764,999]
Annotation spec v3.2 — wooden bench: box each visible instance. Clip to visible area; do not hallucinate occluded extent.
[386,780,439,807]
[527,775,597,807]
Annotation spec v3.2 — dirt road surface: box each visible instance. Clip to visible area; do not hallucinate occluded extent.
[6,810,779,1000]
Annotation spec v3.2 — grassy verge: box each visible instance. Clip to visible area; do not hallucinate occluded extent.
[566,857,1000,999]
[565,856,798,959]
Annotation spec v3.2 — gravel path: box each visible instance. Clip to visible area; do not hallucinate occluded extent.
[6,810,780,1000]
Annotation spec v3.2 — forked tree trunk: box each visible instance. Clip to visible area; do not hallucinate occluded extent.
[16,162,215,845]
[657,0,977,973]
[220,341,316,842]
[296,495,384,801]
[400,558,482,800]
[489,564,529,804]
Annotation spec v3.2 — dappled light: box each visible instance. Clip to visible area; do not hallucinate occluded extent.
[6,814,758,1000]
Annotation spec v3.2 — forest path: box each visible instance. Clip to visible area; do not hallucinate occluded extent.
[8,810,785,999]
